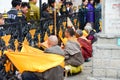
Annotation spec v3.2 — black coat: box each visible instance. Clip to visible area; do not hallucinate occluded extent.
[41,11,50,19]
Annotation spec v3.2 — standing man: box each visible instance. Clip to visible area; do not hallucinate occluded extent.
[21,2,30,22]
[26,0,40,21]
[7,0,22,23]
[7,0,23,43]
[21,2,30,43]
[78,0,88,30]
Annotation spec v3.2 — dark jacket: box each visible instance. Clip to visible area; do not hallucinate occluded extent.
[7,8,19,23]
[41,11,50,19]
[78,4,88,30]
[64,40,84,67]
[7,8,24,43]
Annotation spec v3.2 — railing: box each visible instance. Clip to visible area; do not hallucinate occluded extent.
[0,10,101,51]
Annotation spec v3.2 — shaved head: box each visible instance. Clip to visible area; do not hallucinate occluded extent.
[48,35,58,47]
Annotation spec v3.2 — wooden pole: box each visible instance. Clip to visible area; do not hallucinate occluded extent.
[54,1,57,35]
[39,0,42,19]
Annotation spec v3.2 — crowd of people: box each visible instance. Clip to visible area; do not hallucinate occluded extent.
[79,0,102,32]
[0,0,102,35]
[0,0,101,80]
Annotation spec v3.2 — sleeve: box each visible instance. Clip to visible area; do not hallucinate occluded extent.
[64,43,70,59]
[36,7,40,20]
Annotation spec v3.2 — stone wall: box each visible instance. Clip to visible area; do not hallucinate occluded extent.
[92,34,120,79]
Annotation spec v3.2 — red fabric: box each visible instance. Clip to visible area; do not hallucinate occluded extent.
[77,38,93,60]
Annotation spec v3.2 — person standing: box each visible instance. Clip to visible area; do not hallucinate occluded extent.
[7,0,23,43]
[86,0,95,28]
[78,0,88,30]
[21,2,30,43]
[26,0,40,21]
[21,2,30,22]
[7,0,22,23]
[41,3,51,19]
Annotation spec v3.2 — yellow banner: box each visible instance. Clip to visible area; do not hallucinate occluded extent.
[5,45,65,73]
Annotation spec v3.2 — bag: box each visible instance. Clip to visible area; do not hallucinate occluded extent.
[87,30,97,44]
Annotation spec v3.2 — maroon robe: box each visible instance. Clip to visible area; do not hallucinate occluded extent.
[77,38,93,60]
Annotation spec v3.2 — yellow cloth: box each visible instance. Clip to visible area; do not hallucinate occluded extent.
[23,38,29,45]
[65,65,83,74]
[44,32,48,42]
[29,29,36,39]
[21,44,64,67]
[21,44,44,54]
[41,40,49,49]
[58,27,68,45]
[61,38,68,45]
[5,44,65,73]
[0,50,2,56]
[5,51,64,73]
[1,35,11,46]
[82,30,88,37]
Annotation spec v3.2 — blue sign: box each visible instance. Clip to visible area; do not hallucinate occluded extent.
[118,38,120,46]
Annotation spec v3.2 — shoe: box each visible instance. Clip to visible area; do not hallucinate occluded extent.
[85,58,91,62]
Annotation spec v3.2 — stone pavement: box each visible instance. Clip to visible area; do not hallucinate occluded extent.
[65,59,93,80]
[64,58,120,80]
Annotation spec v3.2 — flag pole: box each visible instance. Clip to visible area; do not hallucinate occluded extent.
[54,0,57,35]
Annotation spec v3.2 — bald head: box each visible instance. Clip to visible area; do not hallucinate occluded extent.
[48,35,58,47]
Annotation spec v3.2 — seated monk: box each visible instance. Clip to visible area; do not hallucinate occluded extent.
[22,35,64,80]
[76,29,93,62]
[44,35,64,56]
[64,28,84,74]
[84,23,97,44]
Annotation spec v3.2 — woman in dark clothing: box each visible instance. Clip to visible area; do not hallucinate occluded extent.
[78,0,88,30]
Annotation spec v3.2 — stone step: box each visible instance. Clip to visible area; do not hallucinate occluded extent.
[96,33,120,45]
[96,37,118,45]
[87,77,120,80]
